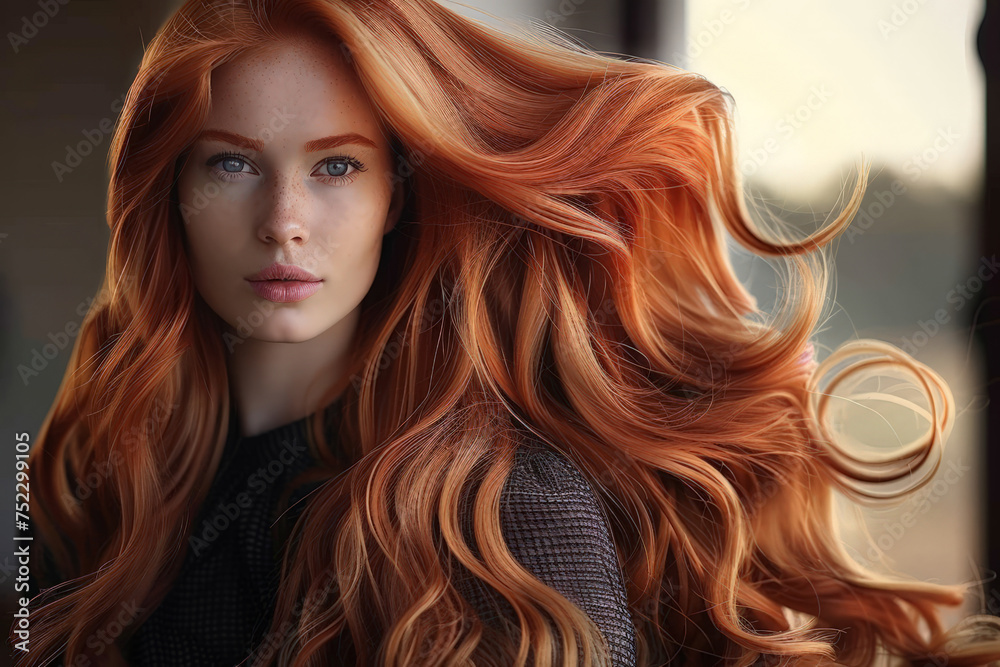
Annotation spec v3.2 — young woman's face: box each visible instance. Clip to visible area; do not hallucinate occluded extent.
[176,35,403,342]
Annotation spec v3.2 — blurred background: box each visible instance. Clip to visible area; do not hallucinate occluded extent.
[0,0,996,660]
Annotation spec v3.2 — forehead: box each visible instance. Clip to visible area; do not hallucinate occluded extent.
[204,36,383,137]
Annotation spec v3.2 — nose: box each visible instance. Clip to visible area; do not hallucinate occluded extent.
[257,172,310,246]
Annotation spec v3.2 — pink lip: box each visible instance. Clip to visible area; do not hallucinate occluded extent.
[248,280,322,303]
[246,262,321,282]
[245,262,323,303]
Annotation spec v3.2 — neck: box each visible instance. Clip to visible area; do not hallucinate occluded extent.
[225,305,358,438]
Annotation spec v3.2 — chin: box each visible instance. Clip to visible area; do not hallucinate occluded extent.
[214,304,324,344]
[248,324,327,344]
[256,334,314,344]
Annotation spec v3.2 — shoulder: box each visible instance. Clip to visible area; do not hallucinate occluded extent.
[499,443,618,547]
[505,441,597,494]
[497,442,638,665]
[498,442,622,579]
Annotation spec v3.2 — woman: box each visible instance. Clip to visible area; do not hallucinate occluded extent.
[16,0,1000,665]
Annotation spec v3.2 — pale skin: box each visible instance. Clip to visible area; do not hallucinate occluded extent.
[176,35,404,437]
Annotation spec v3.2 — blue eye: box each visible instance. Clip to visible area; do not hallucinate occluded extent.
[324,160,350,177]
[220,157,247,173]
[207,151,257,181]
[315,156,368,184]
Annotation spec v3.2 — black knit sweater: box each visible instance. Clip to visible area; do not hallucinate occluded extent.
[28,402,638,666]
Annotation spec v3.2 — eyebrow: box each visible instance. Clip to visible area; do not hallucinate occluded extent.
[196,129,378,153]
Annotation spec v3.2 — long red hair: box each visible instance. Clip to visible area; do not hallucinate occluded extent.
[15,0,1000,665]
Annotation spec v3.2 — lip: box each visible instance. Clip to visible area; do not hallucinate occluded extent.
[245,262,321,282]
[248,280,322,303]
[245,262,323,303]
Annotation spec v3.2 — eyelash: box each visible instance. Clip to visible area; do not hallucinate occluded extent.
[206,150,368,185]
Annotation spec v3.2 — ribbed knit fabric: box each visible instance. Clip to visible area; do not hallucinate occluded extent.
[453,445,639,666]
[28,402,638,666]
